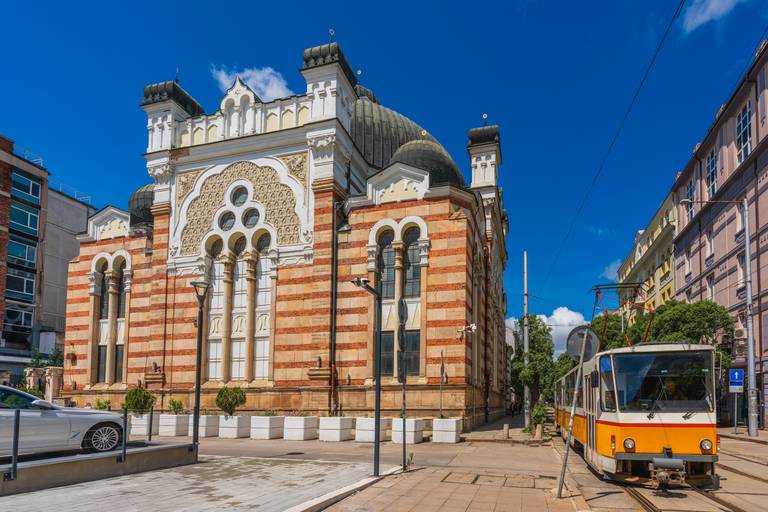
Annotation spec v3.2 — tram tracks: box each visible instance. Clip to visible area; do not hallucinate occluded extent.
[622,483,747,512]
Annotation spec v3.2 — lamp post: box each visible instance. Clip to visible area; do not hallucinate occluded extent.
[352,277,382,476]
[190,279,210,457]
[681,197,758,437]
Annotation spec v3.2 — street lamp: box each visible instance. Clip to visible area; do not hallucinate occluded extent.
[681,197,758,437]
[190,279,210,457]
[351,277,382,476]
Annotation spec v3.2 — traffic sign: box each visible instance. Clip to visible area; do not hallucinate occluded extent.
[729,369,744,393]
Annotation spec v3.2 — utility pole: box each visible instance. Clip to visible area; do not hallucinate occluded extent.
[523,251,530,430]
[743,197,758,437]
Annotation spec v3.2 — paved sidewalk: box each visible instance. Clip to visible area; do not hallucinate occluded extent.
[0,456,378,512]
[327,466,579,512]
[718,426,768,444]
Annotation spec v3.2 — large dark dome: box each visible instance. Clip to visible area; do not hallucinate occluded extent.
[390,140,464,186]
[128,183,154,229]
[350,97,463,186]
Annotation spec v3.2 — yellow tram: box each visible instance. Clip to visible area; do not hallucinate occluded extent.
[554,342,718,487]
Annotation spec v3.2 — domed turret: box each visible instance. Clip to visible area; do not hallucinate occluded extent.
[128,183,154,230]
[391,140,464,186]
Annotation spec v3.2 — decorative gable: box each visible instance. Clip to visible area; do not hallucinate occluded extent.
[82,206,130,241]
[366,163,430,205]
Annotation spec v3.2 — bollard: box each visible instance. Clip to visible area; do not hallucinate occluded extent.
[147,406,154,442]
[3,409,20,481]
[503,423,510,439]
[118,407,128,463]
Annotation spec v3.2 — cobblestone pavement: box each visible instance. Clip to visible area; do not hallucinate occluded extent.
[0,456,376,512]
[327,466,579,512]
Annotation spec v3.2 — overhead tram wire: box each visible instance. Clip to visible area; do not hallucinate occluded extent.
[542,0,686,286]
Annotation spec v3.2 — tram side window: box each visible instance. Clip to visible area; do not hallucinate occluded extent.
[599,356,617,412]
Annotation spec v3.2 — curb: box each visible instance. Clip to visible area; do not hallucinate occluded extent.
[718,432,768,445]
[284,465,400,512]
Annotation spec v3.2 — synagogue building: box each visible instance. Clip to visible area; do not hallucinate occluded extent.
[62,43,509,426]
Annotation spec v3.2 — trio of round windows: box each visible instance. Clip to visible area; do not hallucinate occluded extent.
[218,186,261,231]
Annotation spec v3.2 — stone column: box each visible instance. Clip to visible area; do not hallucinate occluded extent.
[104,270,119,385]
[392,241,404,379]
[244,252,258,382]
[121,270,133,383]
[220,254,235,383]
[44,366,64,402]
[268,249,278,381]
[24,367,44,390]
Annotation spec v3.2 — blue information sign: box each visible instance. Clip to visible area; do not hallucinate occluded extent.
[729,369,744,393]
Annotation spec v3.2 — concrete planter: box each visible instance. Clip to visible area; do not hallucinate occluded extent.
[251,416,284,439]
[319,417,354,442]
[158,414,190,437]
[432,418,462,443]
[218,415,249,438]
[129,413,159,437]
[188,415,219,437]
[283,416,319,440]
[355,417,391,442]
[392,418,424,444]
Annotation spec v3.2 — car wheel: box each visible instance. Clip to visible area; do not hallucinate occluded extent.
[83,423,121,452]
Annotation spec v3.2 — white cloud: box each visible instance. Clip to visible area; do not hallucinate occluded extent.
[505,306,585,357]
[211,65,294,102]
[683,0,744,33]
[599,259,621,282]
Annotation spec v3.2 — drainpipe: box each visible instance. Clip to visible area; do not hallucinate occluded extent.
[696,157,704,302]
[329,200,339,415]
[483,239,491,424]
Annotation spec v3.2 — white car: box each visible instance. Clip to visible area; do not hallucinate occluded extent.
[0,385,124,456]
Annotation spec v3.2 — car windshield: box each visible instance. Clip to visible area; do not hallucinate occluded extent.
[612,350,713,413]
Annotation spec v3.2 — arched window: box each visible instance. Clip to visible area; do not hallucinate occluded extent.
[377,230,395,300]
[403,227,421,297]
[231,235,247,379]
[206,239,224,380]
[115,260,126,383]
[254,232,272,378]
[96,261,109,383]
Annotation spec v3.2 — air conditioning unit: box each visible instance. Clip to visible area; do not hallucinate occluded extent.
[734,328,747,340]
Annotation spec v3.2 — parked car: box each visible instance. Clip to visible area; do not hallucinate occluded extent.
[0,385,124,456]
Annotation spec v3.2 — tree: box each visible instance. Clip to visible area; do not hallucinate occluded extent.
[509,315,555,407]
[590,312,625,349]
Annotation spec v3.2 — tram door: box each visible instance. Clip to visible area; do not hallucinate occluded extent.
[584,372,597,466]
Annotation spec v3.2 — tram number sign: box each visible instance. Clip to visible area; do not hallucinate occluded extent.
[729,369,744,393]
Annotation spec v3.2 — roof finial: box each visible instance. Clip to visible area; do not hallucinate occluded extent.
[329,27,336,42]
[482,113,488,126]
[175,65,180,83]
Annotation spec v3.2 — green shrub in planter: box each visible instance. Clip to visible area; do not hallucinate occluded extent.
[168,398,185,415]
[124,386,156,413]
[95,399,112,410]
[216,387,246,416]
[532,402,547,426]
[260,410,278,416]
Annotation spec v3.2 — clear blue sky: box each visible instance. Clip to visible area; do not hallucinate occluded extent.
[3,1,767,342]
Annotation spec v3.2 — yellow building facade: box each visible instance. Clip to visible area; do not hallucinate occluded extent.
[618,191,676,324]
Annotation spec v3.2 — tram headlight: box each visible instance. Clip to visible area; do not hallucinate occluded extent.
[700,438,713,451]
[623,438,635,450]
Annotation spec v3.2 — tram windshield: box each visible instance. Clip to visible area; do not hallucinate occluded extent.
[612,350,714,413]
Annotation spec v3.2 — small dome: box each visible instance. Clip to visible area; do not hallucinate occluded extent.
[129,183,154,229]
[390,140,464,186]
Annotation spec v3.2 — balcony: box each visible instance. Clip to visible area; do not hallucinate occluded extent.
[735,229,745,244]
[660,271,671,287]
[705,254,714,269]
[737,285,747,300]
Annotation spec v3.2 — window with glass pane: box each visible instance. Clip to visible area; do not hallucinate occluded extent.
[404,330,420,376]
[3,304,33,332]
[737,102,752,164]
[231,339,246,379]
[599,356,616,411]
[380,331,394,376]
[377,231,395,299]
[231,186,248,206]
[403,227,421,297]
[116,262,126,318]
[114,345,124,382]
[254,337,269,378]
[7,268,35,301]
[97,346,107,383]
[8,237,36,267]
[207,339,222,379]
[10,201,39,235]
[11,171,41,203]
[707,149,717,198]
[685,180,694,221]
[256,233,271,254]
[99,263,109,319]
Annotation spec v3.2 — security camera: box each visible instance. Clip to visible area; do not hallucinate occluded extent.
[351,277,370,287]
[468,323,477,333]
